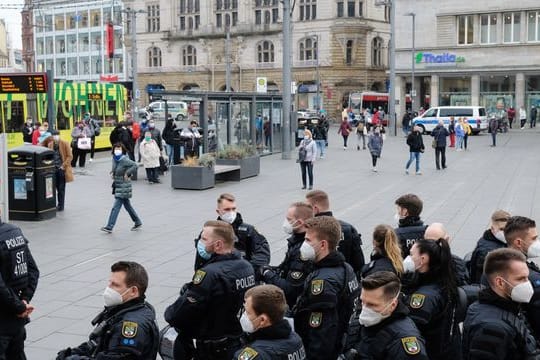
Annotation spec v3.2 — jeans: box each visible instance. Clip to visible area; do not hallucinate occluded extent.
[406,152,421,172]
[0,327,26,360]
[402,125,410,136]
[342,135,349,147]
[356,133,366,149]
[435,147,446,169]
[491,132,497,146]
[55,168,66,210]
[456,136,464,149]
[531,118,537,128]
[371,154,378,167]
[165,143,174,165]
[300,161,313,187]
[315,140,325,158]
[105,198,142,230]
[463,134,469,150]
[145,167,159,182]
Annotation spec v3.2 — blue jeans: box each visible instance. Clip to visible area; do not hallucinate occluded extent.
[105,198,142,229]
[315,140,325,157]
[165,143,174,165]
[406,152,421,172]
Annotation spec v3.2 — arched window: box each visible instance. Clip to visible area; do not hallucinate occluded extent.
[372,37,382,67]
[257,41,275,63]
[346,40,353,65]
[299,37,318,61]
[148,47,162,67]
[183,45,197,66]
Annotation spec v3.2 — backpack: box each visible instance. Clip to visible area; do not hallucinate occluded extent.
[91,119,101,136]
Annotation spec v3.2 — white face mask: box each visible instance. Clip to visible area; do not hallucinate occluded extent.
[394,213,401,222]
[300,241,316,261]
[114,149,123,156]
[494,230,505,242]
[527,241,540,259]
[502,278,534,303]
[403,255,416,273]
[359,297,397,327]
[103,286,130,307]
[240,312,256,333]
[220,211,237,224]
[282,219,297,235]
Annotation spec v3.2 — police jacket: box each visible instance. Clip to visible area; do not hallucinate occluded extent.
[350,301,429,360]
[194,213,270,273]
[263,232,312,308]
[235,320,306,360]
[463,287,540,360]
[0,220,39,334]
[525,261,540,339]
[403,272,462,360]
[469,230,506,284]
[293,251,360,360]
[453,254,471,286]
[165,252,255,340]
[361,251,398,279]
[394,217,427,257]
[316,211,365,278]
[58,297,159,360]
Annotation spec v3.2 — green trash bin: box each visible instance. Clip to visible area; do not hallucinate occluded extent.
[8,145,57,221]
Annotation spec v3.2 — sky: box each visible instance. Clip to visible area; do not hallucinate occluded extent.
[1,0,24,50]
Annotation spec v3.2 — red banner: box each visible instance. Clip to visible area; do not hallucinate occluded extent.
[100,74,118,82]
[106,22,114,59]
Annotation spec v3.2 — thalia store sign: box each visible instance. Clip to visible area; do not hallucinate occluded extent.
[415,52,466,65]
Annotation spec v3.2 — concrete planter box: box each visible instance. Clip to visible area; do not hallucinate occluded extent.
[216,155,260,179]
[171,165,215,190]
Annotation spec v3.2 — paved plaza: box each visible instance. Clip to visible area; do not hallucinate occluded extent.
[16,127,540,358]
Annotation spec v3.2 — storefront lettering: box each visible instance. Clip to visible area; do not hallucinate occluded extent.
[416,52,465,64]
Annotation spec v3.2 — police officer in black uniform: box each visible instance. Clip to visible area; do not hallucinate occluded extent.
[235,285,305,360]
[293,216,360,360]
[56,261,159,360]
[393,194,428,257]
[165,220,256,360]
[194,193,270,275]
[342,271,429,359]
[261,202,314,308]
[305,190,365,278]
[0,212,39,359]
[463,248,540,359]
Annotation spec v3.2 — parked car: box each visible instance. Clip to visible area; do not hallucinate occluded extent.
[139,101,189,121]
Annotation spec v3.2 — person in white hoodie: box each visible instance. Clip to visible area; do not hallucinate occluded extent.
[298,129,317,190]
[139,131,161,183]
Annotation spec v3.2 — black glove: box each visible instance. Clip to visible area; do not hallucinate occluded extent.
[56,348,72,360]
[258,265,275,282]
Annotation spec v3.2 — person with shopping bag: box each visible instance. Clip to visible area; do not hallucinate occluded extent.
[70,120,93,170]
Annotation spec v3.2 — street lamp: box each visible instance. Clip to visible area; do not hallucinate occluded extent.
[405,12,416,112]
[375,0,396,135]
[123,8,146,119]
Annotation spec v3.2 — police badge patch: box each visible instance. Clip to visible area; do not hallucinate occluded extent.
[309,312,322,328]
[401,337,420,355]
[291,271,303,280]
[311,279,324,295]
[238,347,258,360]
[410,293,425,309]
[121,321,138,338]
[193,270,206,285]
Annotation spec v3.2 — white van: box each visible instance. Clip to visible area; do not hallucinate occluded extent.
[145,101,188,121]
[412,106,487,134]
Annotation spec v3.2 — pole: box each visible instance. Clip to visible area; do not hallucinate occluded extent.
[315,35,320,111]
[389,0,396,136]
[128,9,140,118]
[46,69,55,129]
[411,13,416,111]
[282,0,292,159]
[226,29,231,92]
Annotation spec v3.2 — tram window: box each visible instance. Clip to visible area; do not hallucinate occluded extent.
[56,101,70,130]
[107,101,118,126]
[4,101,24,133]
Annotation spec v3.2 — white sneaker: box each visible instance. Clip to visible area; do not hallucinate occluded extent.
[416,171,423,175]
[405,170,409,175]
[372,167,377,172]
[343,146,347,150]
[89,158,93,162]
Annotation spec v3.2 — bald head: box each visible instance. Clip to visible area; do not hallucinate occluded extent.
[424,223,449,242]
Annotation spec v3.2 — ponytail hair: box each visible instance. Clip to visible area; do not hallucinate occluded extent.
[373,224,404,276]
[414,238,457,299]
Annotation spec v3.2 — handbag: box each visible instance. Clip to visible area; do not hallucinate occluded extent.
[431,139,437,149]
[77,137,91,150]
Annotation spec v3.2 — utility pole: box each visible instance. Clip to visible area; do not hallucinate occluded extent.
[282,0,292,159]
[406,12,416,111]
[225,28,231,92]
[124,8,145,118]
[314,34,320,111]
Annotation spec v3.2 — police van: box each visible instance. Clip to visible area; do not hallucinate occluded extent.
[143,101,188,121]
[412,106,487,134]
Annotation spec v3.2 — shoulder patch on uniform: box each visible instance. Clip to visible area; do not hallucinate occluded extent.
[291,271,303,280]
[401,337,420,355]
[238,347,258,360]
[193,270,206,285]
[410,294,425,309]
[309,312,322,328]
[311,279,324,295]
[121,321,138,338]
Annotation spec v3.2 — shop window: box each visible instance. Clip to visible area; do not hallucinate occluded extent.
[457,15,474,45]
[504,12,521,43]
[480,14,497,44]
[257,41,274,63]
[299,0,316,21]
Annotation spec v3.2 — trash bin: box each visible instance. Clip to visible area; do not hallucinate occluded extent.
[8,145,56,221]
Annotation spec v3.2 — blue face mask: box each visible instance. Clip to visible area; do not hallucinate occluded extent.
[197,240,212,260]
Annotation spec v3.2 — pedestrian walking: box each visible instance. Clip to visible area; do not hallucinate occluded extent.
[431,120,449,170]
[507,106,515,128]
[356,117,367,150]
[84,112,100,162]
[312,122,327,159]
[162,115,177,166]
[448,117,456,147]
[70,120,93,169]
[41,131,74,211]
[139,131,161,184]
[368,126,384,172]
[530,106,537,128]
[489,115,499,147]
[338,117,353,149]
[405,125,424,175]
[455,118,465,150]
[101,143,142,233]
[520,106,527,129]
[263,116,272,149]
[298,129,316,190]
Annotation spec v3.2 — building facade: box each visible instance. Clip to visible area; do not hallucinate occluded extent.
[130,0,391,119]
[0,20,8,68]
[394,0,540,118]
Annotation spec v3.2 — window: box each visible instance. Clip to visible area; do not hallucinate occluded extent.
[372,37,382,67]
[299,0,316,21]
[257,41,274,63]
[148,47,162,67]
[384,5,390,22]
[458,15,474,44]
[147,4,160,32]
[528,11,540,42]
[358,1,363,17]
[337,1,360,18]
[255,0,278,24]
[504,12,521,43]
[346,40,353,65]
[216,0,238,28]
[180,0,200,30]
[183,45,197,66]
[480,14,497,44]
[299,37,318,61]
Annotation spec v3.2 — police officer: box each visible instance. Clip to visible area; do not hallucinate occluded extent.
[342,271,429,359]
[56,261,159,359]
[469,209,511,284]
[165,220,256,359]
[293,216,360,360]
[235,285,306,360]
[463,248,540,359]
[0,211,39,359]
[305,190,365,278]
[194,193,270,275]
[261,202,314,308]
[393,194,427,257]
